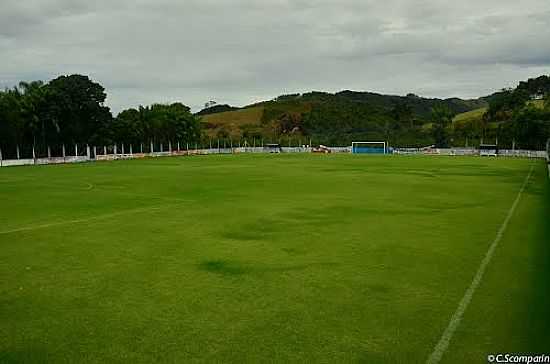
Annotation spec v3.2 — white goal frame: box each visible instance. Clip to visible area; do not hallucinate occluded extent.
[351,141,387,154]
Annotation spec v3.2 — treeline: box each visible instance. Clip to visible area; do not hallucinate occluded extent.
[255,93,472,147]
[481,75,550,149]
[301,98,433,147]
[2,73,549,158]
[202,76,550,148]
[0,74,201,158]
[200,90,488,147]
[295,80,550,148]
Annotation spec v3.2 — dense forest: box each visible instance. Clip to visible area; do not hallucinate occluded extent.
[1,74,549,159]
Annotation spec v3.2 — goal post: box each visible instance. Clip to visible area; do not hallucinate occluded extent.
[351,141,387,154]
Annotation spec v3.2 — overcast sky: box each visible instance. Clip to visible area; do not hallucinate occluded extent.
[1,0,549,113]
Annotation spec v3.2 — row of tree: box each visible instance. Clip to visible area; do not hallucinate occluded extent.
[481,76,550,149]
[2,74,549,158]
[301,98,433,147]
[0,75,201,158]
[365,76,550,149]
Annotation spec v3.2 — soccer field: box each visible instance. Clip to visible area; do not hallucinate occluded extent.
[1,154,549,363]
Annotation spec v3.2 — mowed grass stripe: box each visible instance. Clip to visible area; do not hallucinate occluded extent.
[426,164,535,364]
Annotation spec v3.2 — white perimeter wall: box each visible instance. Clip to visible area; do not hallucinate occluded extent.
[0,147,547,168]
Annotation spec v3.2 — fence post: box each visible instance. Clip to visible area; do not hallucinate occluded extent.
[168,141,172,153]
[177,142,180,152]
[16,145,20,160]
[140,143,143,154]
[104,146,107,155]
[86,145,91,159]
[122,143,125,155]
[93,146,97,159]
[114,144,118,155]
[150,141,154,155]
[62,144,66,162]
[75,144,78,157]
[47,146,51,158]
[130,144,133,155]
[32,145,36,161]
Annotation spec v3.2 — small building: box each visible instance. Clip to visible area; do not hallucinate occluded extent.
[264,144,282,153]
[479,144,498,157]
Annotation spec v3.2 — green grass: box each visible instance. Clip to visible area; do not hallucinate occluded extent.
[1,154,549,363]
[528,99,546,109]
[201,106,264,127]
[200,106,264,126]
[453,107,487,126]
[200,106,265,138]
[452,100,546,127]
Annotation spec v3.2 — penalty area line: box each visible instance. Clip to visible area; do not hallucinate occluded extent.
[426,164,535,364]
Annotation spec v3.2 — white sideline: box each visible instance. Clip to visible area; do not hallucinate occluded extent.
[426,165,535,364]
[0,202,190,235]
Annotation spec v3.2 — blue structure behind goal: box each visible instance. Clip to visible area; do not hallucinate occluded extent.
[351,142,387,154]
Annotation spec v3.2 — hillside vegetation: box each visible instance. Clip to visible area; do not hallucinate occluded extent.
[199,91,487,146]
[201,106,265,139]
[453,100,545,127]
[1,74,548,155]
[453,107,487,126]
[199,76,550,149]
[450,80,550,149]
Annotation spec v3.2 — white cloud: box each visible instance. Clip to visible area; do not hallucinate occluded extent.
[1,0,549,113]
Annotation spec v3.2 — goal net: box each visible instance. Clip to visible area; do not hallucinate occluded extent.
[351,141,387,154]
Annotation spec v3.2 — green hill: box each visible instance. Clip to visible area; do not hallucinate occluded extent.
[528,99,546,109]
[199,91,488,144]
[200,106,265,139]
[453,107,487,126]
[453,99,546,128]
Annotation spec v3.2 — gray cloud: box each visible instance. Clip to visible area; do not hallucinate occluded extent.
[1,0,549,113]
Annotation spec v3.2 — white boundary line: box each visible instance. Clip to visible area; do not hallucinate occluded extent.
[0,201,192,235]
[426,164,535,364]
